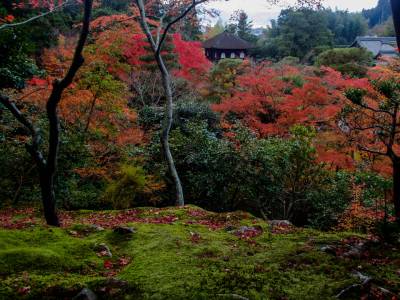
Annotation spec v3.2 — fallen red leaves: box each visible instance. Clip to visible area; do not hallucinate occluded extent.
[17,286,31,296]
[104,260,113,269]
[0,208,183,229]
[234,227,263,240]
[0,207,266,244]
[0,208,37,229]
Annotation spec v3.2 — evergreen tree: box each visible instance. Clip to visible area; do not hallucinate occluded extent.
[204,18,224,39]
[362,0,392,28]
[254,8,368,61]
[225,10,256,42]
[237,11,254,41]
[268,8,333,60]
[180,9,202,41]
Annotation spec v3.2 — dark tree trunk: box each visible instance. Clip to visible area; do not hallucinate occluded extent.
[0,0,93,227]
[391,0,400,49]
[393,161,400,223]
[39,171,60,226]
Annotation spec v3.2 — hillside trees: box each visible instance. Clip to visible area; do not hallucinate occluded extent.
[213,64,341,136]
[255,8,367,61]
[260,8,333,60]
[363,0,392,28]
[0,0,93,226]
[322,9,368,46]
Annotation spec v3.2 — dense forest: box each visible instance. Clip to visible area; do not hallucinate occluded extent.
[1,0,400,299]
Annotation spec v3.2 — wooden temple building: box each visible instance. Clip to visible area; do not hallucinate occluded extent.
[202,31,253,62]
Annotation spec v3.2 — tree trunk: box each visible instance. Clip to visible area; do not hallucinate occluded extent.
[39,171,60,226]
[0,0,92,227]
[393,161,400,223]
[135,0,186,206]
[84,95,97,133]
[157,56,185,206]
[391,0,400,49]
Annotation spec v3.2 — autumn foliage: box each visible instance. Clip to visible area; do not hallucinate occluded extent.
[124,33,211,84]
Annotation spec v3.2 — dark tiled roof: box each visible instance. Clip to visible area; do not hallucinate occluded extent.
[351,36,398,57]
[202,31,253,50]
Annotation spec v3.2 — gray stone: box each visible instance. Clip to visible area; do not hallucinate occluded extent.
[268,220,292,227]
[94,243,112,257]
[237,226,252,233]
[343,242,365,258]
[73,288,97,300]
[89,224,105,232]
[352,271,372,285]
[113,226,136,235]
[320,245,336,255]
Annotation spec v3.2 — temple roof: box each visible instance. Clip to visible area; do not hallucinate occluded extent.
[202,31,253,50]
[351,36,398,58]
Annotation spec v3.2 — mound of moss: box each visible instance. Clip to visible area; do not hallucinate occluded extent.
[0,206,399,299]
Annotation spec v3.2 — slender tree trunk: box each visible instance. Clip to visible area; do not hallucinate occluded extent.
[84,95,97,133]
[39,170,60,226]
[393,161,400,223]
[391,0,400,49]
[135,0,202,207]
[156,55,185,206]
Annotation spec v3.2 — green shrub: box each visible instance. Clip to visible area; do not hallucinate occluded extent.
[138,100,220,133]
[145,122,350,228]
[103,165,146,209]
[316,48,373,77]
[307,171,352,230]
[209,59,245,102]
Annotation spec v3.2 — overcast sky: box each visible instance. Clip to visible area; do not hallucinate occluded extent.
[205,0,379,27]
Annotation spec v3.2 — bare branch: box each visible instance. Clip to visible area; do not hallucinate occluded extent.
[136,0,157,51]
[359,146,387,157]
[0,0,75,31]
[156,0,208,55]
[0,93,46,168]
[0,94,36,134]
[356,102,394,116]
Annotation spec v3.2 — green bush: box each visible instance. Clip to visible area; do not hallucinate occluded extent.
[307,171,352,230]
[209,59,245,102]
[145,121,350,227]
[103,165,146,209]
[138,100,220,133]
[316,47,373,77]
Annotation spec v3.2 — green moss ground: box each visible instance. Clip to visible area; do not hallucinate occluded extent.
[0,206,399,299]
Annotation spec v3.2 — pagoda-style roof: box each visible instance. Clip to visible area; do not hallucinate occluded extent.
[202,31,253,50]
